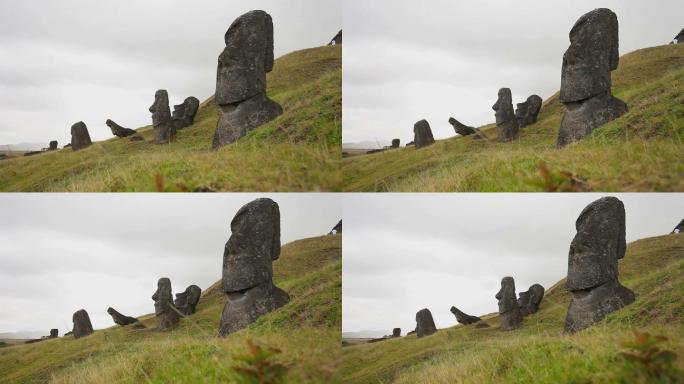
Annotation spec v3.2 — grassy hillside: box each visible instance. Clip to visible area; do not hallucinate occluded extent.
[342,43,684,192]
[0,234,342,383]
[341,233,684,383]
[0,45,342,192]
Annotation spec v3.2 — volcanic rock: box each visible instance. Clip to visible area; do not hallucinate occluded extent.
[174,285,202,316]
[106,119,137,138]
[515,95,543,128]
[172,96,200,130]
[492,88,519,142]
[107,307,140,326]
[413,120,435,148]
[448,117,477,136]
[496,277,523,330]
[415,308,437,337]
[152,277,180,331]
[149,90,176,144]
[450,306,482,325]
[391,139,400,148]
[72,309,94,338]
[518,284,545,316]
[70,122,92,151]
[48,141,58,151]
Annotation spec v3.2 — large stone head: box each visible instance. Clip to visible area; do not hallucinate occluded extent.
[152,277,173,314]
[567,196,625,291]
[495,276,517,313]
[216,10,275,105]
[527,95,543,117]
[149,90,171,126]
[222,198,281,293]
[560,8,619,102]
[492,88,514,124]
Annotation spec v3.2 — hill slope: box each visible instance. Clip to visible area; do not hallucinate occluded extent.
[0,234,342,383]
[342,43,684,192]
[0,45,342,192]
[341,233,684,383]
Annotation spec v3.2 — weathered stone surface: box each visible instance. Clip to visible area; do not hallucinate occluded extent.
[515,95,543,128]
[70,122,92,151]
[48,141,58,151]
[448,117,477,136]
[413,119,435,148]
[172,97,200,130]
[72,309,94,338]
[329,220,342,235]
[329,30,342,46]
[106,119,137,138]
[218,198,289,336]
[174,285,202,316]
[675,28,684,44]
[492,88,519,142]
[107,307,140,326]
[518,284,545,316]
[415,308,437,337]
[564,196,635,333]
[152,277,180,331]
[450,306,482,325]
[212,10,282,148]
[149,90,176,144]
[391,139,400,148]
[672,219,684,234]
[49,329,58,338]
[392,328,401,337]
[557,8,627,147]
[496,277,523,330]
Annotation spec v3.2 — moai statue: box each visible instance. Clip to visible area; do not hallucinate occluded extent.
[392,328,401,337]
[218,198,289,336]
[72,309,94,338]
[107,307,140,326]
[212,10,283,148]
[515,95,543,128]
[48,141,58,151]
[149,90,176,144]
[492,88,519,142]
[70,122,92,151]
[106,119,137,138]
[391,139,400,148]
[564,196,635,333]
[413,119,435,148]
[152,277,180,331]
[174,285,202,316]
[448,117,477,136]
[172,96,200,130]
[557,9,627,147]
[517,284,545,316]
[496,277,523,330]
[49,329,58,338]
[415,308,437,337]
[450,306,482,325]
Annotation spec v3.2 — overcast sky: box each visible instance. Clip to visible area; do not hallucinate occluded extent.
[0,0,340,147]
[342,0,684,145]
[0,194,340,335]
[342,193,683,335]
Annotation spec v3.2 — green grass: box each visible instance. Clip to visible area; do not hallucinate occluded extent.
[342,234,684,383]
[342,43,684,192]
[0,45,342,192]
[0,234,342,383]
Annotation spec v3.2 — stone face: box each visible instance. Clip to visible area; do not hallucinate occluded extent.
[49,141,58,150]
[152,277,180,331]
[174,285,202,316]
[172,97,200,130]
[391,139,400,148]
[492,88,519,142]
[518,284,545,316]
[392,328,401,337]
[450,306,482,325]
[415,308,437,337]
[106,119,137,138]
[72,309,94,338]
[329,220,342,235]
[448,117,477,136]
[107,307,140,326]
[495,277,523,330]
[564,197,634,333]
[49,329,58,338]
[515,95,543,128]
[212,10,282,148]
[329,30,342,45]
[557,8,627,147]
[149,90,176,144]
[413,119,435,148]
[218,198,289,336]
[70,122,92,151]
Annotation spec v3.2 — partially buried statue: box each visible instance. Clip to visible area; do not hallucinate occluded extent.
[107,307,140,326]
[72,309,94,338]
[218,198,289,336]
[496,277,523,330]
[149,90,176,144]
[212,10,283,148]
[517,284,545,316]
[415,308,437,337]
[492,88,519,142]
[564,196,634,333]
[174,285,202,316]
[152,277,180,331]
